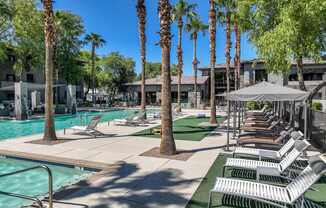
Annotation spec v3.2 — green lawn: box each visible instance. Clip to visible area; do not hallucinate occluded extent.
[186,155,326,208]
[132,116,225,141]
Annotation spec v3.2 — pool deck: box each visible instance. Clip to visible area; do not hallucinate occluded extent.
[0,109,232,208]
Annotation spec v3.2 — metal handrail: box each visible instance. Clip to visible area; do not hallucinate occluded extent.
[0,190,43,207]
[0,165,53,208]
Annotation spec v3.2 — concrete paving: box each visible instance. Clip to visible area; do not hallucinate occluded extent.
[0,109,232,208]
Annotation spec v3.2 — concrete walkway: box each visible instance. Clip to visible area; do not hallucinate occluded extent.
[0,110,231,208]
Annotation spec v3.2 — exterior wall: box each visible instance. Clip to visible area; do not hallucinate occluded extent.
[0,59,44,84]
[125,82,208,106]
[268,72,288,86]
[0,57,85,103]
[199,60,326,107]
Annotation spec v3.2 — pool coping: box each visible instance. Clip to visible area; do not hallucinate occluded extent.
[0,149,111,171]
[0,148,119,207]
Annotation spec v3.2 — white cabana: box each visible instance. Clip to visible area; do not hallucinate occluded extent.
[225,81,309,102]
[223,81,309,151]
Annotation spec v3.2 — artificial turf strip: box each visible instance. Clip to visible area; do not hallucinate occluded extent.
[132,116,225,141]
[186,154,326,208]
[185,154,228,208]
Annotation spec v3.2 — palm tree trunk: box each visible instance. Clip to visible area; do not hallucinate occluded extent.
[53,42,59,105]
[43,0,57,141]
[91,44,96,105]
[159,0,176,155]
[209,0,217,124]
[176,18,183,112]
[296,56,307,91]
[137,0,147,113]
[234,15,240,90]
[193,32,198,109]
[226,11,231,94]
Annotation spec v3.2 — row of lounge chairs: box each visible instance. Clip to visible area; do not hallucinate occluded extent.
[208,106,326,208]
[63,109,181,138]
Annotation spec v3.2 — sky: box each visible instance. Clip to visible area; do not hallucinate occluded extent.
[54,0,257,76]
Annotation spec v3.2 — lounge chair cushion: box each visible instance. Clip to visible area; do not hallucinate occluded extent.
[70,126,87,131]
[238,137,279,145]
[309,155,326,174]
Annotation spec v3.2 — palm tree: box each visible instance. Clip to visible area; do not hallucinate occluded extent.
[225,11,231,94]
[136,0,147,114]
[209,0,217,124]
[186,17,208,109]
[43,0,57,141]
[172,0,197,112]
[158,0,176,155]
[85,33,105,105]
[217,0,232,96]
[234,14,240,90]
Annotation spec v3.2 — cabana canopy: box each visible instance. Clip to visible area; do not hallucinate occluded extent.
[225,81,308,101]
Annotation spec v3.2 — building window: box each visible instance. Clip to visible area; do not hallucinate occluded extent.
[181,92,188,103]
[26,74,34,83]
[6,92,14,100]
[6,74,16,82]
[255,70,268,82]
[289,73,323,81]
[289,74,298,81]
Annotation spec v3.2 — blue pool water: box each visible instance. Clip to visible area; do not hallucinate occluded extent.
[0,109,140,140]
[0,157,91,208]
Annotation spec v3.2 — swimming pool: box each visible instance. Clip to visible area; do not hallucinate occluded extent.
[0,109,139,140]
[0,157,91,208]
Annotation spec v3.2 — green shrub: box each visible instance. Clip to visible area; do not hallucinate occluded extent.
[82,101,93,107]
[246,101,259,110]
[312,101,323,111]
[263,101,273,109]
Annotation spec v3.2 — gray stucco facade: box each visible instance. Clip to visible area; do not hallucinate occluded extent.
[125,76,209,107]
[199,58,326,100]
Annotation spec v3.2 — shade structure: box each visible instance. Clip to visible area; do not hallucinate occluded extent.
[225,81,308,101]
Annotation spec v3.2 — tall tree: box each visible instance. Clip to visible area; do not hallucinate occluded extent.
[78,51,103,101]
[185,17,208,108]
[12,0,44,78]
[233,14,240,90]
[217,0,233,94]
[101,52,136,98]
[158,0,176,155]
[225,10,231,94]
[85,33,105,105]
[54,11,84,104]
[0,0,12,36]
[54,11,84,84]
[139,62,178,79]
[233,0,254,89]
[172,0,197,112]
[136,0,147,114]
[43,0,57,140]
[209,0,217,124]
[248,0,326,91]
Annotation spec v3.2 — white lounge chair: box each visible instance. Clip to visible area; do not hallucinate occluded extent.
[112,113,145,126]
[223,139,311,181]
[64,115,103,138]
[233,131,303,160]
[208,154,326,208]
